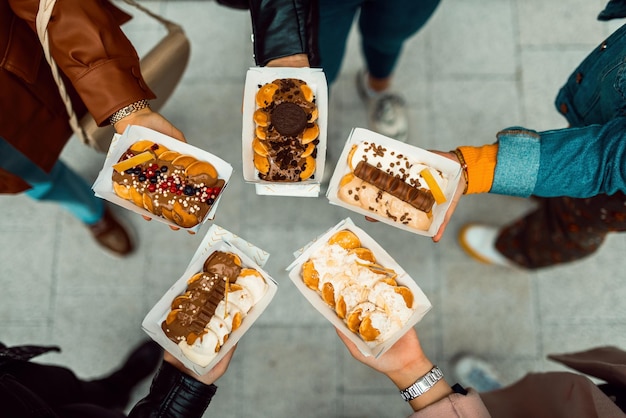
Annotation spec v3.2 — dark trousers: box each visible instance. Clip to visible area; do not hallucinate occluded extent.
[0,361,126,418]
[496,192,626,269]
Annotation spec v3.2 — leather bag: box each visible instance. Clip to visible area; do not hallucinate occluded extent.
[36,0,190,153]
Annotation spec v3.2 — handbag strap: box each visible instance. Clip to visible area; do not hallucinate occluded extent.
[36,0,89,145]
[35,0,180,147]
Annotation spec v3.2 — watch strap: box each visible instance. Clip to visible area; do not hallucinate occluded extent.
[109,99,150,125]
[399,366,444,401]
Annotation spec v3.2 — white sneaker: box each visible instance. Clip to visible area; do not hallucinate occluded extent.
[458,223,514,267]
[356,70,409,142]
[450,354,503,392]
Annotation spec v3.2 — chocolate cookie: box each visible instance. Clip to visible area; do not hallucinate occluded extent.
[270,102,308,137]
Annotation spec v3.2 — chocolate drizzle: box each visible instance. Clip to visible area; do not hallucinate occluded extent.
[353,160,435,213]
[161,251,242,345]
[255,78,318,182]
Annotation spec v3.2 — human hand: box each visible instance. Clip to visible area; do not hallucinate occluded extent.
[266,53,310,68]
[163,345,237,386]
[336,327,452,411]
[336,327,430,386]
[114,107,193,233]
[113,107,186,143]
[429,151,466,243]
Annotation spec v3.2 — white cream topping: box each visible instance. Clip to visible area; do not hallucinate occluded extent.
[227,289,254,313]
[179,331,220,367]
[206,315,230,345]
[236,273,268,304]
[179,268,268,367]
[349,141,448,192]
[366,310,404,344]
[338,177,433,231]
[306,241,416,344]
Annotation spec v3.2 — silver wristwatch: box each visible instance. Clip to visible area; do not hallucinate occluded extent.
[399,366,444,401]
[109,99,150,125]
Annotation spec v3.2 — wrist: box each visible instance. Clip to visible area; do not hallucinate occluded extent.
[387,356,434,390]
[456,144,499,194]
[265,53,310,68]
[110,99,151,127]
[391,362,453,411]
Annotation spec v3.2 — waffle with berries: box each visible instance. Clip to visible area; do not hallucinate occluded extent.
[111,140,225,228]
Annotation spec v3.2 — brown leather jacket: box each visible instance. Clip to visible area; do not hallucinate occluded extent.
[0,0,156,193]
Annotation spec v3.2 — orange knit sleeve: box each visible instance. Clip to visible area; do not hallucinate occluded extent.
[456,144,499,194]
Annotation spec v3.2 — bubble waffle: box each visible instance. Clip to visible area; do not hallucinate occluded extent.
[301,230,415,345]
[252,78,319,182]
[111,140,225,228]
[337,141,448,231]
[161,250,268,367]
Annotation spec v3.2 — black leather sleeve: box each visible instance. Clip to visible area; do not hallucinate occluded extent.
[248,0,320,66]
[128,361,218,418]
[0,374,58,418]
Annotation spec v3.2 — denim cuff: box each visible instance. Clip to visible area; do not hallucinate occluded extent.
[491,127,541,197]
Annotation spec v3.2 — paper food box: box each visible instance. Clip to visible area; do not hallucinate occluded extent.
[286,218,431,358]
[93,125,233,233]
[241,67,328,197]
[326,128,462,237]
[142,224,277,375]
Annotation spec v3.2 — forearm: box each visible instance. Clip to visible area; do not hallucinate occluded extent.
[248,0,319,66]
[11,0,155,125]
[128,360,217,418]
[456,117,626,198]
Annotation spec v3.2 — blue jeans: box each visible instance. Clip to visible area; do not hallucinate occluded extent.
[0,139,104,225]
[318,0,441,85]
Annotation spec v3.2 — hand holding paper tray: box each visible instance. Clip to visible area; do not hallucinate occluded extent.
[287,218,431,358]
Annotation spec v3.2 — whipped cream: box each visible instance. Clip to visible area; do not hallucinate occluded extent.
[306,240,415,345]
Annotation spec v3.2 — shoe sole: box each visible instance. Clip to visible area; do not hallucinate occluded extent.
[457,224,495,265]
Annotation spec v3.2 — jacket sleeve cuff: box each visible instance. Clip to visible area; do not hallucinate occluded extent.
[128,361,217,418]
[249,0,318,66]
[71,57,156,126]
[457,144,498,194]
[408,389,491,417]
[490,127,541,197]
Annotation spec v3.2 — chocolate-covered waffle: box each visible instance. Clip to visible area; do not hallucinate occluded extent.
[253,78,319,182]
[162,250,268,367]
[337,141,448,231]
[111,140,225,228]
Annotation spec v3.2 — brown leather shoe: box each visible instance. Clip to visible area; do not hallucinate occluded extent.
[88,208,134,256]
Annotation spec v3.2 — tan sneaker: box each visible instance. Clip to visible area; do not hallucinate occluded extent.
[356,70,409,142]
[88,208,134,257]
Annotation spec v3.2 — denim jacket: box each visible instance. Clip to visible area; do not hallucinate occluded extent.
[491,3,626,198]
